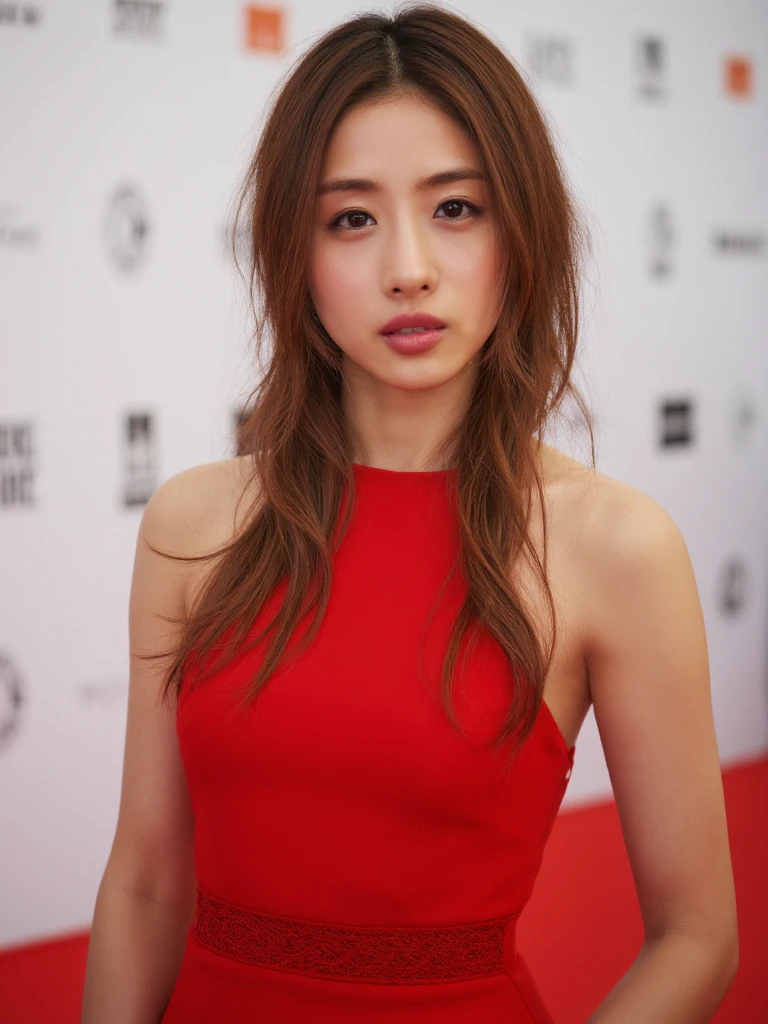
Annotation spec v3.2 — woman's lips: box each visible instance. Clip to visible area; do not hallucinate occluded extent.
[380,313,446,333]
[382,328,445,354]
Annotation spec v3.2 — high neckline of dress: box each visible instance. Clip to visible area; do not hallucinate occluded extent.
[351,462,456,478]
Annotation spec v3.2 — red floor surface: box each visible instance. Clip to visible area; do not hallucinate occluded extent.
[1,756,765,1022]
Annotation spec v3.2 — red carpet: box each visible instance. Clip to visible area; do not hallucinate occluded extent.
[1,756,765,1022]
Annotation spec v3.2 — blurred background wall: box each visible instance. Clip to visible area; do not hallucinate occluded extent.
[0,0,765,982]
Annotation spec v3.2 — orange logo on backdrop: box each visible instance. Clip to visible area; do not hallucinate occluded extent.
[724,55,753,97]
[245,5,285,54]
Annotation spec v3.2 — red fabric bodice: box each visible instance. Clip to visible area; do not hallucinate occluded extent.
[163,462,575,1023]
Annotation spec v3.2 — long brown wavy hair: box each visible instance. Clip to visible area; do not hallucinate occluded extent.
[144,2,596,772]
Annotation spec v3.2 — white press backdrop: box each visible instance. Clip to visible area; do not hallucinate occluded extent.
[0,0,766,950]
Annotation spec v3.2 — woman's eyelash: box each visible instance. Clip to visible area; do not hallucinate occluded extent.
[328,199,483,232]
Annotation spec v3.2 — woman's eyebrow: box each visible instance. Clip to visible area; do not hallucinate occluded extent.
[318,167,486,196]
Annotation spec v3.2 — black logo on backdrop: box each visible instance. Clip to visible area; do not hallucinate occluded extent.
[122,412,157,507]
[711,230,766,256]
[0,206,41,249]
[0,652,24,754]
[0,4,41,27]
[658,397,694,448]
[112,0,165,39]
[0,421,35,507]
[103,183,151,273]
[635,36,668,101]
[718,558,749,616]
[648,204,676,278]
[728,388,759,448]
[525,35,576,87]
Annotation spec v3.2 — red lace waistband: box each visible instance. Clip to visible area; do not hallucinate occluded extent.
[193,886,516,985]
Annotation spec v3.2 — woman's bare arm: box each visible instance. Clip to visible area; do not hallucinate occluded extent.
[81,466,212,1023]
[579,482,738,1023]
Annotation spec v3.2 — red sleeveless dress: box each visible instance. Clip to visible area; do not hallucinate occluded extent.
[162,462,576,1023]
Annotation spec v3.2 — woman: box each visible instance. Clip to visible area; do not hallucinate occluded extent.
[82,4,738,1022]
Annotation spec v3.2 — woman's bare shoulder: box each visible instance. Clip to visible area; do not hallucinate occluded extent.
[140,456,261,612]
[538,441,684,606]
[148,455,260,549]
[540,443,688,643]
[538,441,666,531]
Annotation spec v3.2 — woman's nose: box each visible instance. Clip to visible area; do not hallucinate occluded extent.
[381,217,437,295]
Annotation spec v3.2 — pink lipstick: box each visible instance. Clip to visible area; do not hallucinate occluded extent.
[382,328,445,354]
[380,311,447,355]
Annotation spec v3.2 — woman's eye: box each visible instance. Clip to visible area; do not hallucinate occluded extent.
[330,209,373,231]
[435,199,480,221]
[329,199,481,232]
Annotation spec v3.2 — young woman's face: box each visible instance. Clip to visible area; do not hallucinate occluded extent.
[308,93,502,393]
